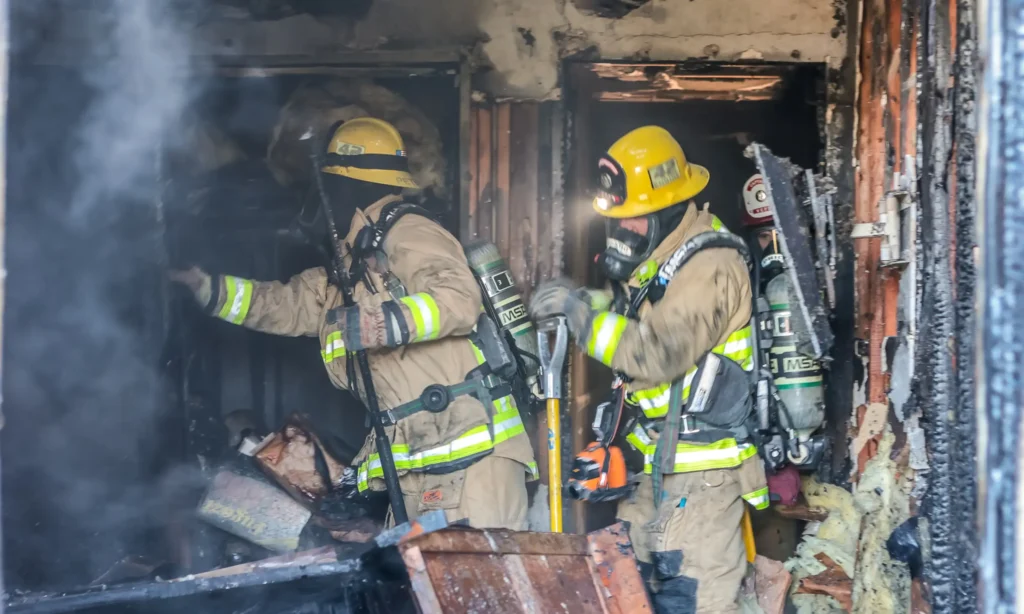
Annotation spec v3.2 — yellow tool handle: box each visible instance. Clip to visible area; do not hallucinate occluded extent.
[741,506,756,563]
[547,398,562,533]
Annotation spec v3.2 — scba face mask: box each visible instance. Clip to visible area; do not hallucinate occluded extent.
[598,215,661,281]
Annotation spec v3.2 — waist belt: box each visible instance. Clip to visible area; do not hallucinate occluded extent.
[380,376,512,427]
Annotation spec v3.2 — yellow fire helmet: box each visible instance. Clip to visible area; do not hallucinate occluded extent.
[321,117,419,189]
[593,126,709,218]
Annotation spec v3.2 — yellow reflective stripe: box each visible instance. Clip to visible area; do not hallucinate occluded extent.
[626,425,651,453]
[634,259,659,286]
[399,293,441,341]
[719,326,754,368]
[712,216,725,231]
[526,461,539,480]
[469,340,486,364]
[587,312,629,366]
[630,373,696,419]
[743,486,770,510]
[321,331,346,364]
[627,429,757,474]
[492,395,526,444]
[217,276,253,325]
[665,440,757,473]
[357,425,495,491]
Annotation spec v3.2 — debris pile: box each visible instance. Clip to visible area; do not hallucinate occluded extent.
[196,412,382,560]
[785,430,914,613]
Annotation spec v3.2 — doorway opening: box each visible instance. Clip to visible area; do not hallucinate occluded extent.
[562,61,827,555]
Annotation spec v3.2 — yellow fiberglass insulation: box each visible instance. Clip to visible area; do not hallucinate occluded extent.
[785,429,915,614]
[267,79,446,196]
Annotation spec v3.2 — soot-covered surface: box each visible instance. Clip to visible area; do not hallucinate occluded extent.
[2,0,460,596]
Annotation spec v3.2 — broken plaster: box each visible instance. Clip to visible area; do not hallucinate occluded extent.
[849,402,887,476]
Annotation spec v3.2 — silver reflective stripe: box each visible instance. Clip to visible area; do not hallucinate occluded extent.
[744,488,770,509]
[409,294,436,338]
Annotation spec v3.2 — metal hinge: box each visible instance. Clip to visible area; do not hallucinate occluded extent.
[851,190,915,267]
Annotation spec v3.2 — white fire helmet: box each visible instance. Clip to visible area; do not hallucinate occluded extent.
[742,173,774,226]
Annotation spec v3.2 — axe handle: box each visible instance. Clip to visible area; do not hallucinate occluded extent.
[547,398,563,533]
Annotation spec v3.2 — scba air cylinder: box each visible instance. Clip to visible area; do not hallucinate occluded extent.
[765,274,825,437]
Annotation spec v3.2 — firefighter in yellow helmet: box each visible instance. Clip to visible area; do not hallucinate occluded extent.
[172,117,537,529]
[530,126,768,614]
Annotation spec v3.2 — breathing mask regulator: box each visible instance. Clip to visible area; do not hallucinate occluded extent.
[597,207,687,282]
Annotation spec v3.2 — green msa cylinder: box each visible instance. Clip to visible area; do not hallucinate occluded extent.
[463,241,540,388]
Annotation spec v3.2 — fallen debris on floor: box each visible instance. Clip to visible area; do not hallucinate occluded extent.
[784,428,917,613]
[753,555,793,614]
[197,462,313,553]
[795,553,852,611]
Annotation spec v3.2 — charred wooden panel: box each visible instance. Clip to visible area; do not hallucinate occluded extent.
[467,100,568,529]
[400,523,651,614]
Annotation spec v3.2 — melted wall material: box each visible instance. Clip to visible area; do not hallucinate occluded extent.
[918,0,979,609]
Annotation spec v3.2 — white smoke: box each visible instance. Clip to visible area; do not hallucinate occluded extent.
[5,0,209,590]
[68,0,193,223]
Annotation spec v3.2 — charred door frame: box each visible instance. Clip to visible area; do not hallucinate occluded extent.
[561,59,855,532]
[162,51,470,572]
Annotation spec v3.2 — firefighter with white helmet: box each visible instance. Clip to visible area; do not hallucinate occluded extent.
[740,173,827,469]
[171,117,537,529]
[530,126,768,613]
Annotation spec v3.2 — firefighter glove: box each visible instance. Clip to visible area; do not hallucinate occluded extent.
[529,278,594,341]
[170,267,213,309]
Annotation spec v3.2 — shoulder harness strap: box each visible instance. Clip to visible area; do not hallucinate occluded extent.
[350,202,437,281]
[355,201,436,254]
[633,230,752,310]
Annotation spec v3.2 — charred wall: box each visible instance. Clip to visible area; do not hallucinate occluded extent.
[852,0,979,608]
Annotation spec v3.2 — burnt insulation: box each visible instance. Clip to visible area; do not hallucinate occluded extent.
[952,0,980,609]
[915,0,960,611]
[978,0,1023,604]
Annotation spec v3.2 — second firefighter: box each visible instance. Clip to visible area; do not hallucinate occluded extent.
[530,126,769,614]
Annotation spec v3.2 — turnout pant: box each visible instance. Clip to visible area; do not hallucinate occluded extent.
[396,455,529,530]
[617,456,766,614]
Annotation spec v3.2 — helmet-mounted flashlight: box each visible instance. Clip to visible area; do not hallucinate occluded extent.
[595,156,627,212]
